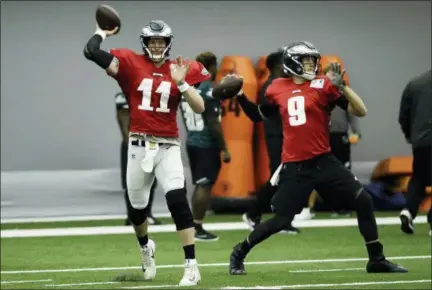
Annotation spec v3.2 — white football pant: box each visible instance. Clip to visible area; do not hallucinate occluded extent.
[126,136,185,209]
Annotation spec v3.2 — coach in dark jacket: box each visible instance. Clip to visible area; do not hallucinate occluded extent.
[398,69,432,236]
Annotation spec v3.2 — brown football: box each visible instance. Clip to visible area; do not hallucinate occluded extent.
[212,76,243,100]
[96,4,121,33]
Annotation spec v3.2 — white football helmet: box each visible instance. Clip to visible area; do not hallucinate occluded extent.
[139,20,174,62]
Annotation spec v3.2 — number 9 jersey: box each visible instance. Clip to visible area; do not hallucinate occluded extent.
[266,76,342,162]
[109,48,211,138]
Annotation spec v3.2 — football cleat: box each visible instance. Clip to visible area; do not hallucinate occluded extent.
[294,208,315,221]
[194,227,219,242]
[140,239,157,280]
[179,259,201,286]
[147,215,163,225]
[366,258,408,273]
[281,224,301,235]
[229,243,247,275]
[399,209,415,234]
[242,213,261,230]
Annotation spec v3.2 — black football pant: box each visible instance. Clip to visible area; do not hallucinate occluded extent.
[242,153,382,260]
[405,145,432,224]
[329,132,352,213]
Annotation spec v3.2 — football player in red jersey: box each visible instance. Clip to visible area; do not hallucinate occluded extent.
[83,20,209,286]
[225,41,407,275]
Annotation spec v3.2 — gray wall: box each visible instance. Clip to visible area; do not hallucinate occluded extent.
[1,1,431,171]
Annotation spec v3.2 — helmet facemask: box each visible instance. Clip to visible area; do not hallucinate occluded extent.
[140,20,174,63]
[141,36,172,63]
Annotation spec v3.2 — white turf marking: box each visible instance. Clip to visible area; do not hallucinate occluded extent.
[1,255,429,275]
[219,279,432,289]
[122,285,179,289]
[1,279,52,284]
[289,267,364,273]
[46,281,119,287]
[1,213,172,224]
[1,216,428,238]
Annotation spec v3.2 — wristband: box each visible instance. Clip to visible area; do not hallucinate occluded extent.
[177,82,190,93]
[94,28,107,41]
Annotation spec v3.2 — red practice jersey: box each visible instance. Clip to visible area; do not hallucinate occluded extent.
[266,76,342,162]
[110,48,211,137]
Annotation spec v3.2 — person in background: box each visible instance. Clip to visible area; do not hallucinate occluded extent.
[398,69,432,236]
[241,49,300,234]
[180,51,231,241]
[115,92,162,226]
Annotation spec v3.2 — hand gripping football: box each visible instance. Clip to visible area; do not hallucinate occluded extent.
[212,75,243,100]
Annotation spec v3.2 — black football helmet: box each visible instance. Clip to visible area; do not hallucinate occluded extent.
[139,20,174,62]
[282,41,320,80]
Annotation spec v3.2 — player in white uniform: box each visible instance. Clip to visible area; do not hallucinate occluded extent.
[84,20,210,286]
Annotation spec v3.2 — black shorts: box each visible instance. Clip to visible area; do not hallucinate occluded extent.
[330,132,351,169]
[265,134,283,174]
[186,145,221,186]
[271,153,363,217]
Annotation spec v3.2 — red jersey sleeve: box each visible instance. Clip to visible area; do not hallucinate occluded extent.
[109,48,136,82]
[185,61,211,86]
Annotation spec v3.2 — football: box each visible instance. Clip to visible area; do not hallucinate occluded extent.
[96,4,121,33]
[212,76,243,100]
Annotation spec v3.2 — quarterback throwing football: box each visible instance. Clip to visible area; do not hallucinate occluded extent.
[84,20,209,286]
[226,41,408,275]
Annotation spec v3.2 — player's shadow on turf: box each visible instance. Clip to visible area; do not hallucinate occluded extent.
[114,272,153,283]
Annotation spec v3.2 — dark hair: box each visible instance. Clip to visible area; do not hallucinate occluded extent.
[196,51,217,69]
[196,51,218,80]
[266,51,283,70]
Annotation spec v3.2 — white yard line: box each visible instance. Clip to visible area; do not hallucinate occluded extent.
[45,279,432,290]
[122,285,180,289]
[1,279,52,284]
[45,281,119,287]
[1,217,428,238]
[219,279,432,289]
[1,213,172,224]
[1,255,429,275]
[289,267,364,273]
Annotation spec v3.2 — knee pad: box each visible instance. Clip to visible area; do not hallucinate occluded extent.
[166,188,194,231]
[354,189,374,216]
[128,206,149,226]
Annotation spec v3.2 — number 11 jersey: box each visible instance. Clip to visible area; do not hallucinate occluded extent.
[266,76,343,163]
[110,48,210,138]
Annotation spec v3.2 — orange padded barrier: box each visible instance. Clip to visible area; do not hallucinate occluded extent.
[318,55,350,86]
[370,156,430,213]
[212,56,258,199]
[253,56,272,188]
[256,56,270,89]
[370,156,413,181]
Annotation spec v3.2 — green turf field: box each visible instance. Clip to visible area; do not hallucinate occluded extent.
[1,216,431,289]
